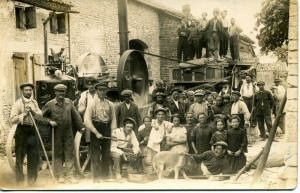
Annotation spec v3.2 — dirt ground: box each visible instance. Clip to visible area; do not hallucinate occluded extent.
[0,127,289,191]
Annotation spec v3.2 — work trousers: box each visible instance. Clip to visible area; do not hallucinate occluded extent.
[53,126,76,178]
[230,35,240,60]
[219,28,229,57]
[177,36,188,61]
[242,96,257,127]
[257,113,273,138]
[208,32,220,61]
[15,124,39,183]
[90,121,111,180]
[188,39,200,60]
[199,36,209,58]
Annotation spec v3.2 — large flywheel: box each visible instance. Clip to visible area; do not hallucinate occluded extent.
[117,50,149,107]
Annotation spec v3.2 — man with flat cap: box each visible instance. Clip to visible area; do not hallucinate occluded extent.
[42,84,85,184]
[10,83,55,186]
[84,81,117,183]
[189,89,214,123]
[254,81,275,141]
[110,117,141,182]
[201,8,223,63]
[116,89,142,134]
[167,88,188,123]
[273,78,286,98]
[187,141,231,176]
[74,77,99,144]
[148,92,170,120]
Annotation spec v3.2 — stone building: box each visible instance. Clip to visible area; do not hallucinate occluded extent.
[0,0,187,145]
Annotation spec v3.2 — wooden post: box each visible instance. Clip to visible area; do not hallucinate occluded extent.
[250,92,287,187]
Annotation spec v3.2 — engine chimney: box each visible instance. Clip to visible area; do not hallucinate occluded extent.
[117,0,130,56]
[182,4,191,16]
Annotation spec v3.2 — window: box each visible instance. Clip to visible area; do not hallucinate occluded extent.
[50,13,66,34]
[15,6,37,29]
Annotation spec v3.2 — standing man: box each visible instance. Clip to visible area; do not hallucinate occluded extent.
[167,88,188,123]
[273,78,286,98]
[237,71,247,91]
[219,10,229,59]
[229,18,243,61]
[148,92,170,120]
[240,74,259,128]
[84,82,117,183]
[230,91,250,129]
[254,81,275,141]
[202,8,223,63]
[187,90,196,108]
[74,77,99,144]
[199,12,209,58]
[116,89,142,134]
[42,84,85,184]
[189,90,214,123]
[187,20,201,60]
[10,83,51,186]
[177,20,189,62]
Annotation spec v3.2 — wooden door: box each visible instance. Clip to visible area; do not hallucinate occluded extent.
[13,53,28,101]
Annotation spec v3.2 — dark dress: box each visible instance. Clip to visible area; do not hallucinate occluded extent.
[210,130,228,145]
[183,123,196,154]
[190,124,214,154]
[226,128,248,174]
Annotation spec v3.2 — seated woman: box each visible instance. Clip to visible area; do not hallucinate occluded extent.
[137,116,158,173]
[166,114,188,154]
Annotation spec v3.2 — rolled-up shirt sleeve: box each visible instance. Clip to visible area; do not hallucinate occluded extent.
[84,102,97,134]
[10,101,23,125]
[131,132,140,154]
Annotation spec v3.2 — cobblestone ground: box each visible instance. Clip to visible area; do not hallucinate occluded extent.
[0,133,286,190]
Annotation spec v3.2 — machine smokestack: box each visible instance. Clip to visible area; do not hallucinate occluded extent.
[117,0,130,56]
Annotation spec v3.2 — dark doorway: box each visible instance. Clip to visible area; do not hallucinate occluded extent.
[129,39,148,52]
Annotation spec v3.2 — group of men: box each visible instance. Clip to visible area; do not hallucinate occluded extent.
[10,73,285,186]
[177,8,243,63]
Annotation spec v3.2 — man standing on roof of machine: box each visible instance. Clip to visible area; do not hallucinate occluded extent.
[201,8,223,63]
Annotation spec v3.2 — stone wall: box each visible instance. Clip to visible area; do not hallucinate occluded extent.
[277,0,298,189]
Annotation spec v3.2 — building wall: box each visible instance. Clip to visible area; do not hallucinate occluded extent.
[159,13,180,84]
[70,0,161,80]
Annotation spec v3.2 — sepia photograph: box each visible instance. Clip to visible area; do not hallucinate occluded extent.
[0,0,297,190]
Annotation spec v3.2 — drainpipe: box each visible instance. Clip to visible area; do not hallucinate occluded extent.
[43,12,55,65]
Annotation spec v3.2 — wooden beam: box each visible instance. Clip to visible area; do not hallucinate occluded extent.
[17,0,79,13]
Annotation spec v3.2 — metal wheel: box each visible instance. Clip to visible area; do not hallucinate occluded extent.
[74,131,90,176]
[6,124,17,172]
[117,50,149,107]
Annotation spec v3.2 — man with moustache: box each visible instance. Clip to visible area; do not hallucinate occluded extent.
[10,83,55,186]
[167,88,188,124]
[148,92,170,120]
[116,89,142,134]
[84,82,117,183]
[42,84,85,184]
[187,19,201,59]
[201,8,223,63]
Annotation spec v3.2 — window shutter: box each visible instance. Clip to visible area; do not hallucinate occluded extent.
[25,6,37,29]
[50,13,57,34]
[57,13,66,34]
[15,7,26,29]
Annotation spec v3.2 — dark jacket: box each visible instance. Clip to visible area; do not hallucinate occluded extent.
[254,90,275,115]
[202,18,223,39]
[167,99,188,123]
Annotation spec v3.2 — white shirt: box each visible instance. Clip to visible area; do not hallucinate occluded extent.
[240,82,258,97]
[231,100,250,124]
[110,127,140,155]
[173,99,179,109]
[221,18,228,28]
[275,85,286,98]
[125,102,130,109]
[77,90,98,115]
